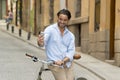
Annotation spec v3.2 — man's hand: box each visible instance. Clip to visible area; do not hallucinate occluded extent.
[54,57,70,66]
[54,60,64,66]
[37,34,44,47]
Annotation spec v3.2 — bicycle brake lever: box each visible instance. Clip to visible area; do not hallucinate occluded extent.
[32,56,38,62]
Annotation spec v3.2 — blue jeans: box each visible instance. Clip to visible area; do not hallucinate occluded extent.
[6,18,13,23]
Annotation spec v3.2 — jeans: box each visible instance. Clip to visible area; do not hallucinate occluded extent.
[6,18,13,23]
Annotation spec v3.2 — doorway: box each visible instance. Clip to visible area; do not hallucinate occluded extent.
[75,24,81,47]
[0,0,6,19]
[109,0,115,60]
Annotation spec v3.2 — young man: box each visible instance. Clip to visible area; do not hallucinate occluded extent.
[37,9,75,80]
[5,10,13,23]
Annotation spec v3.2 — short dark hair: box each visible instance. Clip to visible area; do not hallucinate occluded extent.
[57,9,71,20]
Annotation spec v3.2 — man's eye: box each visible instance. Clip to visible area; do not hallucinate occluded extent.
[59,18,62,21]
[59,18,67,22]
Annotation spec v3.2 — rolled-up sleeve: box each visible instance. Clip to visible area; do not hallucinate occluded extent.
[44,27,51,46]
[65,35,75,61]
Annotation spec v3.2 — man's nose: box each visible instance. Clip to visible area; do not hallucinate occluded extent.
[60,20,64,23]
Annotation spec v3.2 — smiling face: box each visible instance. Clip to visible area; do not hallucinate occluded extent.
[57,14,69,28]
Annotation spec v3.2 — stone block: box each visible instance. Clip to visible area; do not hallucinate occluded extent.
[115,40,120,52]
[115,28,120,39]
[89,33,96,43]
[81,39,89,53]
[89,43,96,52]
[96,30,109,42]
[114,53,120,67]
[96,42,109,52]
[95,52,106,60]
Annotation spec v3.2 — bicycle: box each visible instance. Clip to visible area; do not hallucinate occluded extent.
[25,53,87,80]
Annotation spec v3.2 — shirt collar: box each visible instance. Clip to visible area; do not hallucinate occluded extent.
[55,23,69,34]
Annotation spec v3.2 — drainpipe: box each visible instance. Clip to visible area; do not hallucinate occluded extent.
[15,0,18,26]
[34,0,37,35]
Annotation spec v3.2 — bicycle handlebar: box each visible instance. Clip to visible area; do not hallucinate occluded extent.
[26,53,55,66]
[26,53,81,67]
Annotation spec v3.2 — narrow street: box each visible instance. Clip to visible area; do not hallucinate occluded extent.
[0,27,45,80]
[0,20,103,80]
[1,0,120,80]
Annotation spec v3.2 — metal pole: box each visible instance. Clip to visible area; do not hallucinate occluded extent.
[11,26,14,33]
[19,28,22,37]
[27,32,31,40]
[6,23,9,30]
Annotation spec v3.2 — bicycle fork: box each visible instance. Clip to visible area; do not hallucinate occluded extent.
[37,63,50,80]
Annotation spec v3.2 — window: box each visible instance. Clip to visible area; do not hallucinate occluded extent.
[39,0,42,14]
[95,0,100,32]
[49,0,54,23]
[75,0,81,17]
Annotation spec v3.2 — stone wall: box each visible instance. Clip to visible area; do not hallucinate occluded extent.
[115,28,120,66]
[89,30,110,60]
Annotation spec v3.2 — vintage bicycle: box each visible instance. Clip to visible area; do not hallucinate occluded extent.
[25,53,87,80]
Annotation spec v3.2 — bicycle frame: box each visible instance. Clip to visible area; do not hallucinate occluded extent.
[26,53,56,80]
[25,53,83,80]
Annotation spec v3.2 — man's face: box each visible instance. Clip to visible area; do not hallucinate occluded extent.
[57,14,69,28]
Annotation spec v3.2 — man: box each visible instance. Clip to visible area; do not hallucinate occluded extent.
[37,9,75,80]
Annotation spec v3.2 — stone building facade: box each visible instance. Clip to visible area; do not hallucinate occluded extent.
[0,0,7,19]
[36,0,120,66]
[89,0,120,66]
[7,0,120,66]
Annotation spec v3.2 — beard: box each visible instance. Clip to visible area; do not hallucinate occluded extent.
[58,22,67,28]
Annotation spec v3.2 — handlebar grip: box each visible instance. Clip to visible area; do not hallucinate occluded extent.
[25,53,34,58]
